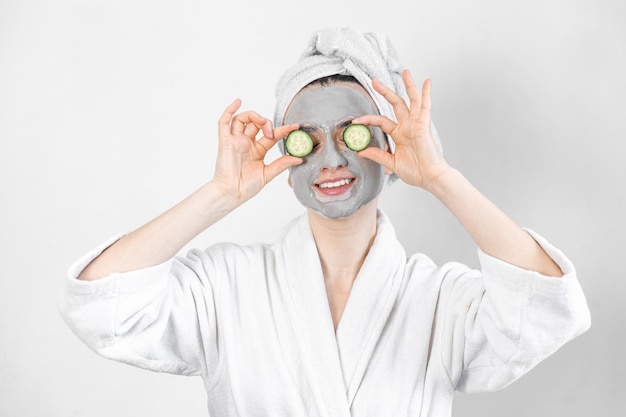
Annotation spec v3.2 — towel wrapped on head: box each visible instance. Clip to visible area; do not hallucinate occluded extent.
[273,26,442,159]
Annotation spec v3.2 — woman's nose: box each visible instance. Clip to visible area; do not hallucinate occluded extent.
[319,135,348,170]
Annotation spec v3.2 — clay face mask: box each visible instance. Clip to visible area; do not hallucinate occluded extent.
[283,83,387,219]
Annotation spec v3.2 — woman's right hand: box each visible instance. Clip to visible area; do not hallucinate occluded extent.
[212,99,302,207]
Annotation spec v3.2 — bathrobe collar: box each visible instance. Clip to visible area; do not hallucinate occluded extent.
[278,209,406,413]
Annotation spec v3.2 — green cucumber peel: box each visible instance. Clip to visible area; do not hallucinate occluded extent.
[343,124,371,151]
[285,130,314,157]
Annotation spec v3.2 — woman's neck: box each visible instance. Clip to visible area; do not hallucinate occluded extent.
[308,198,379,285]
[308,199,379,331]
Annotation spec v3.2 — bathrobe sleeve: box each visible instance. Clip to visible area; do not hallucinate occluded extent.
[58,235,220,378]
[437,230,591,393]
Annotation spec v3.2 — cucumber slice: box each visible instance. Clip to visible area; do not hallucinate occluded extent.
[285,130,314,157]
[343,124,371,151]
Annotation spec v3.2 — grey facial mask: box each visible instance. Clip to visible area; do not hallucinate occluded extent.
[284,84,387,219]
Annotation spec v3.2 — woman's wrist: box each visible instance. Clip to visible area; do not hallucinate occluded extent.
[194,180,245,227]
[421,164,461,199]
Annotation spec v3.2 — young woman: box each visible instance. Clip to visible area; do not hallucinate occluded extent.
[60,27,590,416]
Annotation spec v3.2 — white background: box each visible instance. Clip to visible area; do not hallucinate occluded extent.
[1,0,624,415]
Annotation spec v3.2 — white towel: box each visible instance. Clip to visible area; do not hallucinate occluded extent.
[273,26,442,158]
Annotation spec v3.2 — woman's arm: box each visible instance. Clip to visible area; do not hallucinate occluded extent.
[79,99,301,281]
[429,167,562,276]
[354,70,562,277]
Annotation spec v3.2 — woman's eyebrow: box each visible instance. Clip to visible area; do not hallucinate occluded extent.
[298,124,318,133]
[337,119,354,129]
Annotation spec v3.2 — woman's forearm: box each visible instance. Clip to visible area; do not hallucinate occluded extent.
[429,167,563,277]
[77,180,238,281]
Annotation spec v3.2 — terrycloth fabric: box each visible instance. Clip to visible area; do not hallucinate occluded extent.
[273,26,442,156]
[59,211,590,417]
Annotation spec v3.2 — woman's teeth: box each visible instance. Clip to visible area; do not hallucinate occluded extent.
[318,178,353,189]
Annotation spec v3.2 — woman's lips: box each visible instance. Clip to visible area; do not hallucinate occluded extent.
[314,177,355,197]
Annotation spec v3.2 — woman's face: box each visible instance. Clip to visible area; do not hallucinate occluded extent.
[283,83,388,219]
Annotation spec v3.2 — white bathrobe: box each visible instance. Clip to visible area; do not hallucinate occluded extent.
[59,210,590,416]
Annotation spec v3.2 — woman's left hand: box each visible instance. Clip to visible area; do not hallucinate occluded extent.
[353,69,450,192]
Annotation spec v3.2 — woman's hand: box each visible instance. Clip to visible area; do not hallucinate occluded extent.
[212,99,301,206]
[356,72,563,277]
[353,69,450,192]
